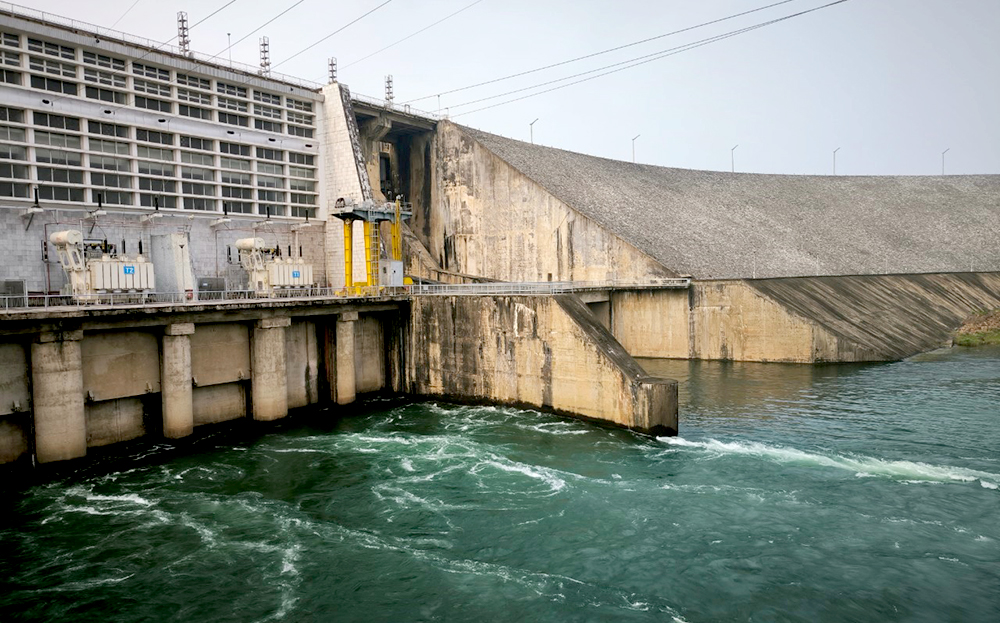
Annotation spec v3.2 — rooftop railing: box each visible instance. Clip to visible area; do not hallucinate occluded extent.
[0,2,324,91]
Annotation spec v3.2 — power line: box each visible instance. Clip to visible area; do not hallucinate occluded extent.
[189,0,240,30]
[342,0,485,71]
[46,0,239,108]
[450,0,852,118]
[208,0,309,63]
[272,0,394,70]
[403,0,800,105]
[110,0,143,30]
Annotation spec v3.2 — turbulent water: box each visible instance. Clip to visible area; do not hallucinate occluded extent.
[2,347,1000,622]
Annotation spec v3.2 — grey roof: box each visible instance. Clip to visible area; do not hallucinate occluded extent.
[458,124,1000,279]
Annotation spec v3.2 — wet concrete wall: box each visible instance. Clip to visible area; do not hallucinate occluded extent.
[406,295,677,435]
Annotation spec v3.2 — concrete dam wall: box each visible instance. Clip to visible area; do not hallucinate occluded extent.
[450,123,1000,280]
[406,295,677,436]
[611,273,1000,363]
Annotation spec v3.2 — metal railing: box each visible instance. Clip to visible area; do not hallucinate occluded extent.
[0,2,324,91]
[0,279,691,313]
[407,279,691,296]
[350,92,441,121]
[0,287,408,313]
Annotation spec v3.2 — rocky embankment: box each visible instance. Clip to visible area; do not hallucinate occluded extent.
[954,309,1000,346]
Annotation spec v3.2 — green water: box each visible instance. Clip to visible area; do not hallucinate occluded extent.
[2,348,999,622]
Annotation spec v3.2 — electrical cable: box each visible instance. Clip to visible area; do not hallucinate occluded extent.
[341,0,485,70]
[207,0,308,62]
[403,0,800,105]
[450,0,851,118]
[109,0,143,30]
[272,0,394,70]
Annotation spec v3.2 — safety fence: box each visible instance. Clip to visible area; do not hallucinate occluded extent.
[0,279,691,313]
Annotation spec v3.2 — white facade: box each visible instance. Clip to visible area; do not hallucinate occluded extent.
[0,8,325,221]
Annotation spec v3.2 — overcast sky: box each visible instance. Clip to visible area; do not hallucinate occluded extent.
[20,0,1000,175]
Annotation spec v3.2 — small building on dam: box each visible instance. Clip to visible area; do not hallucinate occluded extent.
[1,7,998,466]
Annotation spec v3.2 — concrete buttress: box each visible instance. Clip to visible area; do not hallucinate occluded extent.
[252,317,291,421]
[161,323,195,439]
[31,330,86,463]
[336,312,358,405]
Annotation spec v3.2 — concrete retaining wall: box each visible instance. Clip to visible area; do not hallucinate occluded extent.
[609,273,1000,363]
[406,295,677,435]
[0,303,395,465]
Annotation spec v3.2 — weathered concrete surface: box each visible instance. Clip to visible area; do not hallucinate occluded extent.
[0,343,30,417]
[336,312,357,405]
[747,272,1000,361]
[31,332,86,463]
[192,383,246,426]
[354,315,385,394]
[406,295,677,435]
[610,273,1000,363]
[322,83,374,289]
[612,290,691,360]
[285,321,320,410]
[190,323,250,387]
[86,398,146,447]
[81,331,160,402]
[161,323,195,439]
[690,281,877,363]
[458,123,1000,279]
[418,122,674,282]
[251,317,290,421]
[0,416,28,464]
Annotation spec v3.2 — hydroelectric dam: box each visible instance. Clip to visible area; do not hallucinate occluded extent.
[1,7,1000,468]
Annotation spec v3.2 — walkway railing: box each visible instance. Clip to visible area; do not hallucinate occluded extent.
[407,279,691,296]
[0,279,691,313]
[351,92,441,121]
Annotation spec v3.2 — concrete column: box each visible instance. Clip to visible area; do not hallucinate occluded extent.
[31,330,86,463]
[336,311,358,405]
[252,316,291,421]
[161,323,195,439]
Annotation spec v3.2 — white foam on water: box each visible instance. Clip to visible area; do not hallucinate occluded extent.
[975,535,992,542]
[401,458,415,472]
[980,480,998,489]
[473,459,566,493]
[84,492,154,506]
[659,436,1000,487]
[36,573,135,592]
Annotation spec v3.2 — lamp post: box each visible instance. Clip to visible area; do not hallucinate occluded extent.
[529,118,539,144]
[833,147,840,175]
[941,148,950,175]
[227,33,232,65]
[632,134,640,163]
[731,144,739,173]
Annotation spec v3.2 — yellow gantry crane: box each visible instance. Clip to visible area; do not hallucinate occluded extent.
[332,197,410,295]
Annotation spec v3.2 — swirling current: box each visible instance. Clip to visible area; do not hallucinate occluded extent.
[1,347,999,622]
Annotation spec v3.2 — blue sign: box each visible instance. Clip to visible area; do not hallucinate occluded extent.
[123,265,135,275]
[292,270,301,278]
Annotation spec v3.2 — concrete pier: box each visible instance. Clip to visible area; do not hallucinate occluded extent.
[252,317,291,421]
[31,330,86,463]
[161,323,195,439]
[336,312,358,405]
